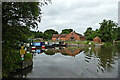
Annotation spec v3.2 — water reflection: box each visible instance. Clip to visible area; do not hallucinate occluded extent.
[34,46,118,73]
[84,46,118,72]
[8,44,119,78]
[44,47,84,57]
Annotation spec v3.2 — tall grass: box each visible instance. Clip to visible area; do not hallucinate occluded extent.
[24,53,33,61]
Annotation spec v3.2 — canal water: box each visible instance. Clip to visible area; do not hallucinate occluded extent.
[9,45,119,78]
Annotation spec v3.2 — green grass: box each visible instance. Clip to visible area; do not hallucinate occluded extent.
[67,46,85,49]
[66,41,96,45]
[24,53,33,61]
[66,41,85,44]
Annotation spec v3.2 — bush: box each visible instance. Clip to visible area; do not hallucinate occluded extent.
[91,42,95,45]
[104,42,113,46]
[87,41,89,44]
[24,53,33,61]
[2,48,21,77]
[84,41,89,45]
[45,50,55,55]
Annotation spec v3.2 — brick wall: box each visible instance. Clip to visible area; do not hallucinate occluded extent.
[65,32,80,41]
[60,38,66,41]
[52,38,56,41]
[52,32,86,41]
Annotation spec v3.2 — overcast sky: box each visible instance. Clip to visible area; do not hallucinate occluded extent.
[35,0,119,35]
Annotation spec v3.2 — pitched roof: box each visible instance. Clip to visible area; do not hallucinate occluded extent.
[52,34,60,38]
[52,34,67,38]
[94,36,101,40]
[59,34,67,38]
[71,31,83,36]
[52,32,85,38]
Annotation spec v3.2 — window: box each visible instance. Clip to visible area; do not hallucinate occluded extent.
[72,33,73,35]
[70,37,75,40]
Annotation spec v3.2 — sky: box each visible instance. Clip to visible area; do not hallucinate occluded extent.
[35,0,119,35]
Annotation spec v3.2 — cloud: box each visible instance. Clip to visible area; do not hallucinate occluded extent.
[37,0,118,34]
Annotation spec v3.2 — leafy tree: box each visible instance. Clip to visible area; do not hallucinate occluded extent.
[99,19,118,42]
[2,2,41,47]
[44,29,58,39]
[84,20,118,42]
[2,1,50,77]
[84,27,94,40]
[61,28,73,34]
[115,27,120,41]
[84,27,92,36]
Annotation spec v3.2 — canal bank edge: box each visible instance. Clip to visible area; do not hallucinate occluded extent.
[21,60,33,69]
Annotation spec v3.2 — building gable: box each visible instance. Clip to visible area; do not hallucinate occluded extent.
[52,31,86,41]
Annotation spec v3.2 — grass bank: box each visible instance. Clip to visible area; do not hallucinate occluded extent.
[66,41,97,46]
[24,53,33,61]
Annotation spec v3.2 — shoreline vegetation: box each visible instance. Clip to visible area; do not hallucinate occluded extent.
[33,39,120,47]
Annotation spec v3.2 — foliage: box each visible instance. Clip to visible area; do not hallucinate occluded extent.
[30,29,59,40]
[30,31,49,40]
[2,48,21,77]
[67,41,85,44]
[91,42,95,45]
[104,42,113,46]
[45,50,55,55]
[84,27,98,40]
[2,1,50,77]
[67,47,85,50]
[84,27,92,37]
[3,2,39,29]
[44,29,58,39]
[84,41,90,45]
[24,53,33,61]
[2,2,42,46]
[116,27,120,41]
[84,19,118,42]
[61,28,73,34]
[99,19,118,42]
[61,53,69,56]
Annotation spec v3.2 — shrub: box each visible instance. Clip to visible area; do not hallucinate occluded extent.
[2,48,21,77]
[91,42,95,45]
[104,42,113,46]
[84,41,89,45]
[45,50,55,55]
[24,53,33,61]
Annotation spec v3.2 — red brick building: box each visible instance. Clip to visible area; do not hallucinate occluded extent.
[93,36,101,43]
[52,31,86,41]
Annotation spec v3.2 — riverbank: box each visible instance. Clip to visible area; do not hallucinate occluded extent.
[2,51,33,78]
[22,60,33,69]
[66,41,104,47]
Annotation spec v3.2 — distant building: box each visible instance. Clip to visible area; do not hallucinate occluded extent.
[93,36,101,43]
[52,34,67,41]
[52,31,86,41]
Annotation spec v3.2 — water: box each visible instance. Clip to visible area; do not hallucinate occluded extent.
[9,45,119,78]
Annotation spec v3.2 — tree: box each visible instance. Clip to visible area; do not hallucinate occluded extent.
[2,1,50,77]
[116,27,120,40]
[2,4,42,46]
[99,19,118,42]
[84,20,118,42]
[84,27,93,40]
[61,28,73,34]
[44,29,58,39]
